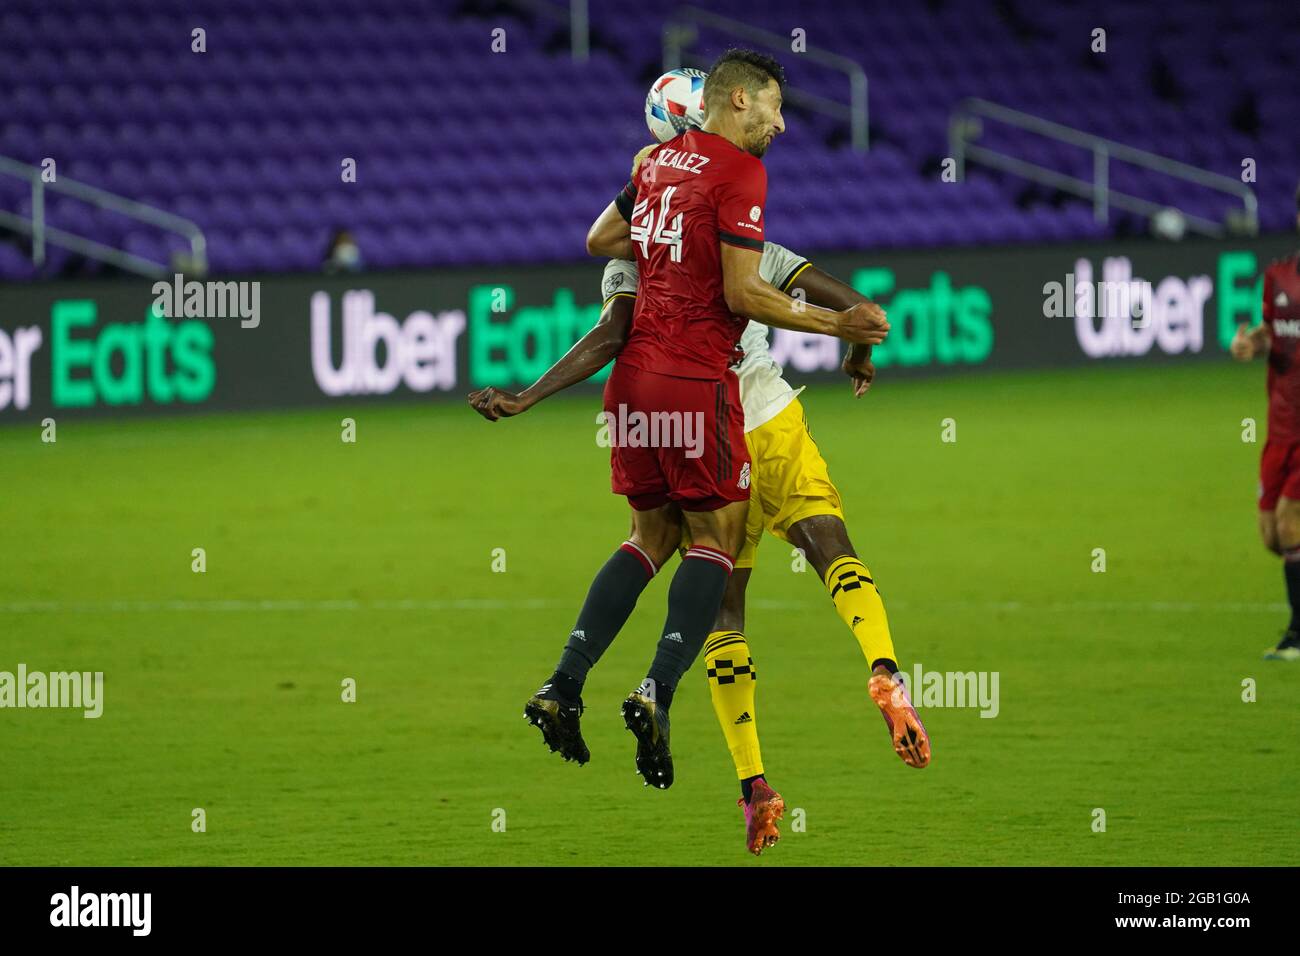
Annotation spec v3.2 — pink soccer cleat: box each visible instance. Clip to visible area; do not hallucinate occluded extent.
[868,671,931,768]
[739,778,785,856]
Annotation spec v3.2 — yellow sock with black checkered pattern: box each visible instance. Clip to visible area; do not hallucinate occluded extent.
[703,630,763,779]
[823,555,897,669]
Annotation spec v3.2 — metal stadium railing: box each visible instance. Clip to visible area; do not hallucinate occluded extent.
[948,98,1258,238]
[0,154,208,279]
[663,6,869,152]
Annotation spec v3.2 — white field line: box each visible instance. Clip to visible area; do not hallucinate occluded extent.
[0,598,1285,614]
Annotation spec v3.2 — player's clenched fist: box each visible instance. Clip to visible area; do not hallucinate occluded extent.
[467,386,530,421]
[838,301,889,346]
[1230,323,1255,361]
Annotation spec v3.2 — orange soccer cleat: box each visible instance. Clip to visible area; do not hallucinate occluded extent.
[739,778,785,856]
[868,671,931,769]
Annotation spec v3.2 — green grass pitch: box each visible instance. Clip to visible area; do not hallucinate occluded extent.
[2,360,1296,866]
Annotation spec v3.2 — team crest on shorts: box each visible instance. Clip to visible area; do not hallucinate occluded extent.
[604,272,624,296]
[738,461,751,490]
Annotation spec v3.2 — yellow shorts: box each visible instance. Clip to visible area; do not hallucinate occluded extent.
[735,397,843,569]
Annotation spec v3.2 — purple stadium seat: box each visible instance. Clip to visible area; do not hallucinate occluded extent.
[0,0,1294,278]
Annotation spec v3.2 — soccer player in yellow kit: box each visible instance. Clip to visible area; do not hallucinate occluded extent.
[593,245,930,855]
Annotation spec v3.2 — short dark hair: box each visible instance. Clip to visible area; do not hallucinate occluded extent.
[703,48,786,110]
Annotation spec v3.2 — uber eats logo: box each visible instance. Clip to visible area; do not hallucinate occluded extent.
[855,268,993,367]
[468,284,608,386]
[309,289,465,396]
[52,299,215,408]
[772,268,993,372]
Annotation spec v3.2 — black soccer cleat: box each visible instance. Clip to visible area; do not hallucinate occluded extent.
[1264,630,1300,661]
[523,685,590,765]
[621,691,673,789]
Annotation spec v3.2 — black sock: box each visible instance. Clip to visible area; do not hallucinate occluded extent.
[554,544,657,695]
[741,774,764,804]
[546,670,582,702]
[870,658,898,674]
[646,546,732,699]
[1284,548,1300,632]
[633,676,675,708]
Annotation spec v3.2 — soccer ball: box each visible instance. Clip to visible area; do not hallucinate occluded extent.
[645,68,707,143]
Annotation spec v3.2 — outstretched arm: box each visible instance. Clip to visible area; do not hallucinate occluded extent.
[721,243,888,346]
[467,294,634,421]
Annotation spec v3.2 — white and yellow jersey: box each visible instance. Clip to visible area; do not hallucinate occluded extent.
[600,240,812,433]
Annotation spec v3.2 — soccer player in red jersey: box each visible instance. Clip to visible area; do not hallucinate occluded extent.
[516,49,887,788]
[1231,185,1300,661]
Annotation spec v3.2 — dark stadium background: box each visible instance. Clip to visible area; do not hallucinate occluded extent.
[1,0,1296,418]
[1,0,1298,877]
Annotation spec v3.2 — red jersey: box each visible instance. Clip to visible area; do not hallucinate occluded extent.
[612,129,767,380]
[1263,253,1300,441]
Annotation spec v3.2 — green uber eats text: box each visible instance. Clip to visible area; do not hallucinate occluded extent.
[1216,250,1265,348]
[51,299,215,408]
[468,285,606,387]
[466,271,993,383]
[851,268,993,368]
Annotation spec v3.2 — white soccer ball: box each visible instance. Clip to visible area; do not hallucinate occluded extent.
[645,68,707,143]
